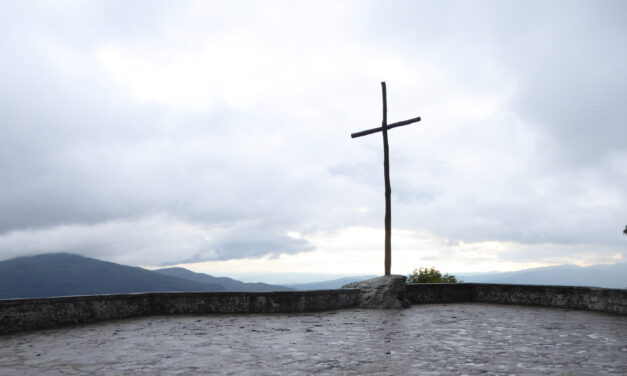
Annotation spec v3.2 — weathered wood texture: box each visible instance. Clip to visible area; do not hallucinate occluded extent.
[381,83,392,276]
[351,81,421,276]
[350,116,421,138]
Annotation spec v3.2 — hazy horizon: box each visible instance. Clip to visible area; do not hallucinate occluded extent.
[3,252,626,288]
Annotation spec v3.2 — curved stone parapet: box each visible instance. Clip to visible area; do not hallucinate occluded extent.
[0,289,361,335]
[473,284,627,314]
[405,283,627,314]
[1,283,624,335]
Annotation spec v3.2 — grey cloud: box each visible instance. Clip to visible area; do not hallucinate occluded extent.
[0,7,347,264]
[0,1,625,267]
[208,222,314,261]
[361,0,627,161]
[0,215,314,266]
[350,0,627,248]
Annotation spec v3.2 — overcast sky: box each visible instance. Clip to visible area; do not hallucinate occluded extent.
[1,0,625,281]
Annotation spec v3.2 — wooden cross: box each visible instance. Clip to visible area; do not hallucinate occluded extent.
[351,82,422,276]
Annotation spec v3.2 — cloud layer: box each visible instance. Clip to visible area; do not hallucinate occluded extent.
[1,1,625,269]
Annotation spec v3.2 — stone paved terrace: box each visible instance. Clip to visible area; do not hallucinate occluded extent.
[1,303,625,375]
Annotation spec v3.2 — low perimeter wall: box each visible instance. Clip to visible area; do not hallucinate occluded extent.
[2,284,625,334]
[0,290,360,335]
[406,283,627,315]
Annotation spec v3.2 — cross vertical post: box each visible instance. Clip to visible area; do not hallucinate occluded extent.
[381,82,392,276]
[351,82,422,276]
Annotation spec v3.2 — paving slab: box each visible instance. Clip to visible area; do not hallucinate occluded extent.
[0,303,625,375]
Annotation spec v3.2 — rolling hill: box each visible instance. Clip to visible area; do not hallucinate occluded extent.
[0,253,224,299]
[154,267,293,292]
[288,275,376,290]
[457,263,627,289]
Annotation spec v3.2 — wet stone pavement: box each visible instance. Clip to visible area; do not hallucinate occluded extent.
[1,303,625,375]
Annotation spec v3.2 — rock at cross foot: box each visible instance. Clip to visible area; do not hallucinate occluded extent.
[342,275,411,309]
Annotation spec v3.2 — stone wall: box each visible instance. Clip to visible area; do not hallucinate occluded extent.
[473,284,627,314]
[2,284,625,335]
[406,283,627,314]
[0,290,360,334]
[405,283,474,304]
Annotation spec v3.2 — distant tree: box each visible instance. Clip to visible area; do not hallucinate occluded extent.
[407,267,460,284]
[624,225,627,236]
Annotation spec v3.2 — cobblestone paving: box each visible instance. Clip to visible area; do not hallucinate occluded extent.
[1,303,625,375]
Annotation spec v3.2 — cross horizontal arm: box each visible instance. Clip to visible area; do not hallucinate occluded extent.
[351,116,421,138]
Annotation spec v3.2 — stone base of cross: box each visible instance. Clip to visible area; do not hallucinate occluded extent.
[351,82,422,275]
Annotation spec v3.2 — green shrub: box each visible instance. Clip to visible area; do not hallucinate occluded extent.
[407,267,459,284]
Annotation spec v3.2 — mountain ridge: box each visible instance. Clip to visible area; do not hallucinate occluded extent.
[288,275,377,290]
[154,267,293,292]
[0,253,224,299]
[2,253,624,300]
[456,263,627,289]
